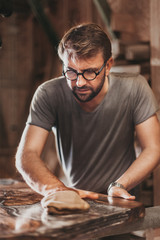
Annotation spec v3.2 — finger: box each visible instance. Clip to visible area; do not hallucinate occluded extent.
[119,189,136,200]
[122,194,135,200]
[77,189,99,199]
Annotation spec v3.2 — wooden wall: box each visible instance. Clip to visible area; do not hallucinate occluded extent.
[0,0,105,178]
[108,0,150,43]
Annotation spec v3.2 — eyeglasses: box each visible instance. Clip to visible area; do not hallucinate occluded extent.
[63,60,107,81]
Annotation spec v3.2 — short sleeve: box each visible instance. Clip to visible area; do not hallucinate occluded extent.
[27,84,56,131]
[132,75,159,125]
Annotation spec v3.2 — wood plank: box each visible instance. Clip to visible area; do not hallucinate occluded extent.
[108,0,150,42]
[92,206,160,238]
[111,13,136,33]
[0,179,145,239]
[0,13,33,88]
[125,44,150,61]
[0,88,29,148]
[0,149,18,178]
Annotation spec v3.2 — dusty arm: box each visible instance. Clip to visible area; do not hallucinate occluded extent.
[16,125,68,196]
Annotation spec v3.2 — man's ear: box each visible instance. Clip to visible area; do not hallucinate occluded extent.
[105,57,114,74]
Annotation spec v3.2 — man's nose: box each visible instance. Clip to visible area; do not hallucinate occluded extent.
[76,74,87,87]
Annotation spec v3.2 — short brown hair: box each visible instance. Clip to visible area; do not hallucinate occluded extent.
[58,23,112,61]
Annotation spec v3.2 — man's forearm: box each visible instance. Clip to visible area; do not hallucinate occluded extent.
[108,147,160,199]
[16,150,67,196]
[116,146,160,191]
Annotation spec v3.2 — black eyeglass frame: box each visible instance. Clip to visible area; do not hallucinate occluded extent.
[63,59,108,81]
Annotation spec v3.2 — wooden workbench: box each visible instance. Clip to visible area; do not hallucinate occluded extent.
[0,179,145,239]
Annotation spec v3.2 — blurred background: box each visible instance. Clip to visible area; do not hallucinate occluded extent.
[0,0,160,207]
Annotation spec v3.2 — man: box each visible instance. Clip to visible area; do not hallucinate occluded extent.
[16,23,160,201]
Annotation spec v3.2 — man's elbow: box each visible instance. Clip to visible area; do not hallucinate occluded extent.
[15,147,24,174]
[15,146,30,175]
[152,144,160,166]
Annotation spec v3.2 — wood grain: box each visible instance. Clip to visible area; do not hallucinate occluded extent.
[0,179,145,239]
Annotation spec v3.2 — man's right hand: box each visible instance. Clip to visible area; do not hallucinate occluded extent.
[76,189,99,200]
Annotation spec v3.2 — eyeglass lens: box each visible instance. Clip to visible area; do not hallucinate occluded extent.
[65,69,97,81]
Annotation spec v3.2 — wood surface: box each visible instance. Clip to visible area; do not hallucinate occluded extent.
[0,179,145,240]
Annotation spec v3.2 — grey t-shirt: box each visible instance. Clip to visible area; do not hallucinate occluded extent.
[27,72,159,193]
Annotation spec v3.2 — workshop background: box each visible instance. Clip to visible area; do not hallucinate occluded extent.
[0,0,160,207]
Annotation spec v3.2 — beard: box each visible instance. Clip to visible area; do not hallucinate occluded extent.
[72,73,106,102]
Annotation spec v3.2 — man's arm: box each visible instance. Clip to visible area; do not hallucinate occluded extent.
[108,114,160,199]
[16,125,98,199]
[16,125,69,196]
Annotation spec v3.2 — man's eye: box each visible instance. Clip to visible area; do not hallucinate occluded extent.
[67,69,75,72]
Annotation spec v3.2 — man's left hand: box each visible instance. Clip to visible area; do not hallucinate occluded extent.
[108,186,135,200]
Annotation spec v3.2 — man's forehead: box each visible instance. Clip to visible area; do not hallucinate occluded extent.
[62,51,78,65]
[62,51,104,67]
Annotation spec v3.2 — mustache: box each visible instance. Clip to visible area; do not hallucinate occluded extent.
[73,86,92,91]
